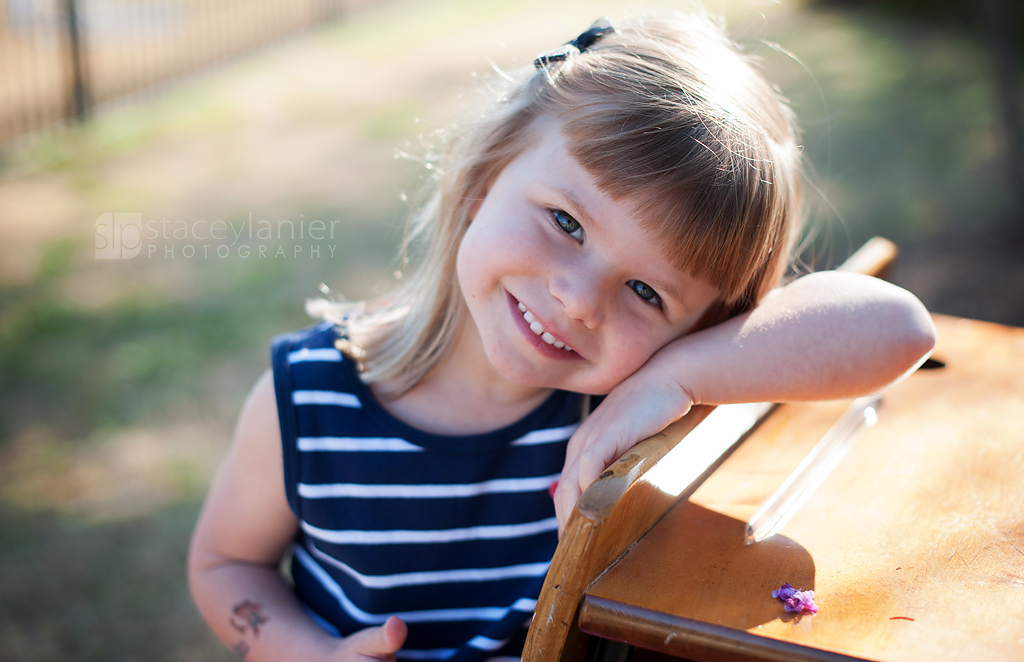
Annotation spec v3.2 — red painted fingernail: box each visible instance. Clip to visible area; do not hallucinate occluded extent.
[549,480,559,499]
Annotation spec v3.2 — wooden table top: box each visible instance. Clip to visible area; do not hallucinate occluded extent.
[580,315,1024,662]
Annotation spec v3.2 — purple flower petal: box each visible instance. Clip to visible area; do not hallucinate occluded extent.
[772,583,797,601]
[794,590,818,614]
[772,584,818,614]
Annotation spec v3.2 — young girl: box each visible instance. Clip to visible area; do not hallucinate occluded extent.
[189,13,935,662]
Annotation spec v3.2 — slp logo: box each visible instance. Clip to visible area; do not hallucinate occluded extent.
[95,213,142,259]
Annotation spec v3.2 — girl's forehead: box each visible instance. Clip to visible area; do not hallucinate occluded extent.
[512,119,584,178]
[511,118,650,213]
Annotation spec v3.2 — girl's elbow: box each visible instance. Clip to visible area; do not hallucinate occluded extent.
[187,528,216,600]
[911,308,937,362]
[890,290,937,372]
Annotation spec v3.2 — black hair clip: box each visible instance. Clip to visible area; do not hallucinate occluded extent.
[534,19,615,69]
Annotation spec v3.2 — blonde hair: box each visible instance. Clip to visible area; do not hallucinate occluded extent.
[310,12,804,396]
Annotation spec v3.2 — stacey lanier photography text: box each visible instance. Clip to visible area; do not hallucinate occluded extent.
[94,212,346,260]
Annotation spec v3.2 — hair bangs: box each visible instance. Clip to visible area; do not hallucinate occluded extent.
[547,23,801,312]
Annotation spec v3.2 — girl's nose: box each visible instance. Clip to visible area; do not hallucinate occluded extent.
[549,270,605,329]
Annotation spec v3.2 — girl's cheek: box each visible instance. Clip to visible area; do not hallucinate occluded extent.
[455,228,485,296]
[609,333,667,386]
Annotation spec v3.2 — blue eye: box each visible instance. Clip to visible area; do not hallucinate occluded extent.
[628,279,660,305]
[552,209,583,242]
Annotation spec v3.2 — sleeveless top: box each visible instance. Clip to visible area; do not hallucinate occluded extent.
[271,322,585,661]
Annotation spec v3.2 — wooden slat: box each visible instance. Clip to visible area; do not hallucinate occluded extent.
[582,596,868,662]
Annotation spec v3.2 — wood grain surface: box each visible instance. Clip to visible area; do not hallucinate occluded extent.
[580,315,1024,661]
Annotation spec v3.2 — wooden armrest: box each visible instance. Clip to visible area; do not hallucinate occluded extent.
[836,236,898,279]
[522,237,898,662]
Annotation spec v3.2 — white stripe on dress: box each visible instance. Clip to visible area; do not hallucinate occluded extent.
[298,437,422,452]
[288,347,343,363]
[301,517,558,545]
[510,598,536,612]
[468,636,511,651]
[298,474,560,499]
[293,390,362,408]
[308,542,549,588]
[509,423,579,446]
[294,546,529,624]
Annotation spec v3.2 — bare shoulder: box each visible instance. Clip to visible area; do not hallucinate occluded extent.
[189,370,297,567]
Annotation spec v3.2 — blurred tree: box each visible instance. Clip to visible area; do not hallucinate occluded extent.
[979,0,1024,231]
[817,0,1024,235]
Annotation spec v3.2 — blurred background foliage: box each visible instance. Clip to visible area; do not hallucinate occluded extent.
[0,0,1022,659]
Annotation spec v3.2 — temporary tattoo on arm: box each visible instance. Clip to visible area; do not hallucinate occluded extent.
[229,599,270,638]
[231,640,250,659]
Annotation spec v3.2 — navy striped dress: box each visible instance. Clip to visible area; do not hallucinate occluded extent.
[271,323,584,661]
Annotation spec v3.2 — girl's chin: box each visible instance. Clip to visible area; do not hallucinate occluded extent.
[491,364,559,390]
[489,358,610,395]
[480,336,618,394]
[483,353,563,390]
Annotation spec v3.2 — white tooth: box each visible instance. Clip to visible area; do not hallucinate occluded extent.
[517,302,526,312]
[553,340,564,349]
[565,345,573,352]
[541,332,556,345]
[529,321,544,335]
[524,311,536,323]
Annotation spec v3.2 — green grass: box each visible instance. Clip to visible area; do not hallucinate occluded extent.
[0,240,309,442]
[0,501,233,662]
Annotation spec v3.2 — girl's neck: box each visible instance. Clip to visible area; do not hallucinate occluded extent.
[371,317,552,436]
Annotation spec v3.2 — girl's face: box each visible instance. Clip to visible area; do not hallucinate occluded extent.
[456,120,721,395]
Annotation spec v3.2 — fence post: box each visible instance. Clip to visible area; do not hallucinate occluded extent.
[64,0,89,121]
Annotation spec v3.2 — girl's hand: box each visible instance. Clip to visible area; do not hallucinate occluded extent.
[334,616,408,662]
[553,358,694,536]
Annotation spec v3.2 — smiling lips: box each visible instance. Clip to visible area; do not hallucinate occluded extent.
[517,301,574,352]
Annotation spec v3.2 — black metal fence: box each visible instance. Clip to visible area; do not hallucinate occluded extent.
[1,0,348,145]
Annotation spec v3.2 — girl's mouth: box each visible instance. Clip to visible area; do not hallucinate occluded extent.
[506,292,581,361]
[517,301,573,351]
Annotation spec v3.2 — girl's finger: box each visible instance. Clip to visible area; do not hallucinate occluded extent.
[576,450,611,494]
[554,459,581,536]
[553,476,579,538]
[343,616,407,660]
[557,433,621,532]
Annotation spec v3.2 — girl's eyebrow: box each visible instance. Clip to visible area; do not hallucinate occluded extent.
[651,276,703,320]
[547,185,596,228]
[655,279,688,312]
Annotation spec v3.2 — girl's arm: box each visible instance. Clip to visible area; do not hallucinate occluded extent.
[554,271,937,533]
[188,370,407,661]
